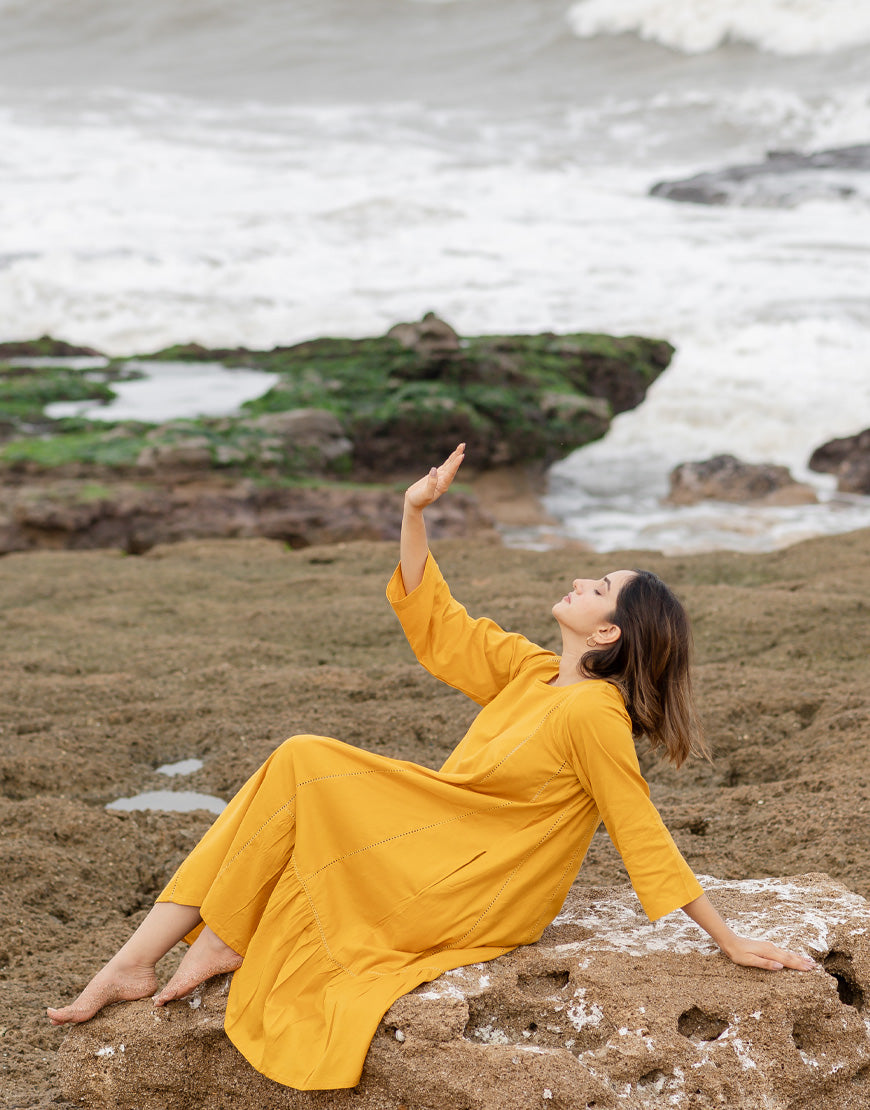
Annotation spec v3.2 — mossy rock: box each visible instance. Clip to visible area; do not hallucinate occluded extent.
[0,320,673,477]
[0,335,104,359]
[230,325,672,469]
[0,366,115,423]
[0,426,148,469]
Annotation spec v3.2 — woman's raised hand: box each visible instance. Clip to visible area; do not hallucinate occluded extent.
[404,443,466,511]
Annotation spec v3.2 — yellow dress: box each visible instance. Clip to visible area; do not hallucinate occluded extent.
[157,554,702,1090]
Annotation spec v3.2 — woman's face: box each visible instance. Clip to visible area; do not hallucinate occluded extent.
[551,570,635,641]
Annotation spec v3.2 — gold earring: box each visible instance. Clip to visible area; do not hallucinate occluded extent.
[585,635,598,648]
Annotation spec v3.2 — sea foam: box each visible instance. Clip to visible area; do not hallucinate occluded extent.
[567,0,870,56]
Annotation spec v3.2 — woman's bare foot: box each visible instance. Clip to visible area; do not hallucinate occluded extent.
[47,958,159,1026]
[153,925,242,1006]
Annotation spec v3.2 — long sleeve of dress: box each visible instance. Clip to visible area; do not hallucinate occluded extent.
[386,553,554,706]
[564,684,703,922]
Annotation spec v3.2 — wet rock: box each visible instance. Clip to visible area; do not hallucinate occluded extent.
[651,144,870,208]
[57,874,870,1110]
[809,428,870,495]
[667,455,817,506]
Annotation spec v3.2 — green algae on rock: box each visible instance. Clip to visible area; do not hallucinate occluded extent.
[0,365,117,424]
[0,316,673,479]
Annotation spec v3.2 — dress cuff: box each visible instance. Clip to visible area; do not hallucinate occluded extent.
[386,552,441,610]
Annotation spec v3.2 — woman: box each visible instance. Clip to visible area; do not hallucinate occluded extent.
[48,443,814,1089]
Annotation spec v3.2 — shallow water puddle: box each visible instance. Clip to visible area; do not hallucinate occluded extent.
[44,360,276,423]
[156,758,204,776]
[106,790,226,815]
[107,756,222,813]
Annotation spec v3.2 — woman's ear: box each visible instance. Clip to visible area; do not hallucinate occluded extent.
[595,622,622,645]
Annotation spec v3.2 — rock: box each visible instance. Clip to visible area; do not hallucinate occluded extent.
[3,323,672,479]
[0,480,496,555]
[809,428,870,494]
[0,334,105,359]
[136,437,214,472]
[346,325,670,472]
[247,409,353,465]
[134,411,353,479]
[386,312,461,357]
[539,392,611,422]
[57,874,870,1110]
[651,144,870,208]
[667,455,817,506]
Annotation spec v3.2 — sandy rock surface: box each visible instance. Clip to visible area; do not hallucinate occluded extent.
[1,528,869,1107]
[58,875,870,1110]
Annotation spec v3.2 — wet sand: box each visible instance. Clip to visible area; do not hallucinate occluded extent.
[1,529,868,1106]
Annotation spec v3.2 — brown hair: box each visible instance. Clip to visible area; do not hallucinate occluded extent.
[580,570,708,768]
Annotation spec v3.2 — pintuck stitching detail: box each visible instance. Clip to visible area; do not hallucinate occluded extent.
[215,796,298,880]
[477,700,565,783]
[294,857,357,977]
[434,808,570,952]
[216,768,409,880]
[529,759,568,802]
[297,767,408,790]
[528,838,586,938]
[293,864,467,981]
[303,801,514,879]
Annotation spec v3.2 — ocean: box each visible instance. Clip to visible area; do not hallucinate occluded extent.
[1,0,869,553]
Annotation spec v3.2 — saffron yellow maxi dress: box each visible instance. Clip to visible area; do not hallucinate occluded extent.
[157,555,702,1090]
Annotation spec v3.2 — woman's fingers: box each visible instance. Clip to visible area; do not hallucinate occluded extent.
[405,444,466,508]
[435,443,466,490]
[775,946,817,971]
[747,953,786,971]
[728,937,816,972]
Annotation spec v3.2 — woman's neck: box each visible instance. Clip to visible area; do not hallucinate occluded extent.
[549,652,588,687]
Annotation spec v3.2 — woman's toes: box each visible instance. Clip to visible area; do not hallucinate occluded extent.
[47,966,159,1025]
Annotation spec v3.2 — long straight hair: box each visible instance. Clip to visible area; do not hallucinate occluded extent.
[580,570,708,767]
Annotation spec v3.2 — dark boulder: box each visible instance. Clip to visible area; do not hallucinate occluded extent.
[651,144,870,208]
[809,428,870,494]
[667,454,817,506]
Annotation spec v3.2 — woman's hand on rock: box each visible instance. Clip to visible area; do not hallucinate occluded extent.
[723,936,816,972]
[404,443,466,511]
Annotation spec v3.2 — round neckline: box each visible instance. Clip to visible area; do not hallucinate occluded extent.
[540,676,597,689]
[536,664,612,691]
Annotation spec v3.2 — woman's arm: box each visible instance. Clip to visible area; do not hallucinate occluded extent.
[681,892,815,971]
[400,443,466,594]
[390,442,553,705]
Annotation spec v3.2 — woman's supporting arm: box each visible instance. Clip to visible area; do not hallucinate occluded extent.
[400,443,466,594]
[681,892,816,971]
